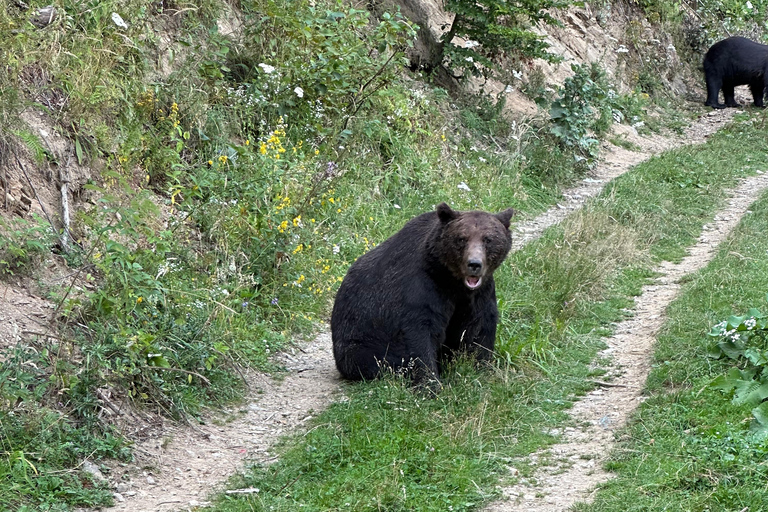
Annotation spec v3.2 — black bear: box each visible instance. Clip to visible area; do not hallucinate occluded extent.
[703,36,768,109]
[331,202,515,386]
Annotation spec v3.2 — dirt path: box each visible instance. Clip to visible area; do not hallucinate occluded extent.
[104,333,338,511]
[83,109,739,511]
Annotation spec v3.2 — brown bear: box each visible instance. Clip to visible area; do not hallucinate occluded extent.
[703,36,768,109]
[331,202,515,386]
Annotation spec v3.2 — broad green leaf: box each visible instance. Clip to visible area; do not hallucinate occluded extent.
[717,338,746,359]
[750,402,768,439]
[75,138,84,165]
[732,378,768,406]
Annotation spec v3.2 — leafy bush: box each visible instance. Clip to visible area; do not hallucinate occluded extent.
[227,0,416,140]
[439,0,569,77]
[709,303,768,438]
[547,63,647,161]
[0,216,55,277]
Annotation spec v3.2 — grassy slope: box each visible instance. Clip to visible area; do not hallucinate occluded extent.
[2,0,768,510]
[202,115,768,511]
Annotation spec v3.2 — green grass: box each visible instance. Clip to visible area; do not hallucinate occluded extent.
[201,114,768,511]
[575,166,768,512]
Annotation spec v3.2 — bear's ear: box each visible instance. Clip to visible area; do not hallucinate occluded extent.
[436,202,458,223]
[495,208,516,229]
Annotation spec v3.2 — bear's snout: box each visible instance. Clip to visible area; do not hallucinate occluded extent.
[465,258,484,290]
[464,241,486,290]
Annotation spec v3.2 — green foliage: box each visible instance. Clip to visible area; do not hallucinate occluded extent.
[207,92,768,512]
[4,0,765,508]
[12,129,49,165]
[0,344,129,509]
[547,63,647,162]
[696,0,768,35]
[709,304,768,437]
[579,167,768,512]
[440,0,568,77]
[212,362,574,512]
[0,217,55,277]
[230,0,416,139]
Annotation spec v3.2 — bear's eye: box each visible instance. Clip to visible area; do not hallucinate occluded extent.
[483,235,493,244]
[457,236,468,246]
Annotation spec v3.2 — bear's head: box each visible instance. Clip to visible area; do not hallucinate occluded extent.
[435,203,515,291]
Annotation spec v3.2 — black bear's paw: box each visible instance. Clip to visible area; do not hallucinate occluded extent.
[705,101,726,109]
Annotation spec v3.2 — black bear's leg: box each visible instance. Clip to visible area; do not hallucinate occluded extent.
[723,81,739,107]
[705,73,725,108]
[466,304,498,362]
[751,78,767,107]
[764,66,768,107]
[451,286,499,362]
[334,340,397,380]
[400,334,442,392]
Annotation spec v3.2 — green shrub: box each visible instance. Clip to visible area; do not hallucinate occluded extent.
[547,63,646,161]
[709,303,768,438]
[0,217,55,277]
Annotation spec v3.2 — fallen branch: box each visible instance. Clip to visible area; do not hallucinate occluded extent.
[59,151,72,252]
[588,379,627,388]
[96,388,123,416]
[225,488,260,495]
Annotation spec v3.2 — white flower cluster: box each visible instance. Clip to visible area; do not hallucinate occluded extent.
[156,258,181,279]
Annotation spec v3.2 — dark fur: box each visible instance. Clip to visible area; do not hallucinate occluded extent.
[331,202,515,385]
[703,36,768,109]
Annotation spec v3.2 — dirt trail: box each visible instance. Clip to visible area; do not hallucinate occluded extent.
[83,108,740,512]
[103,334,338,511]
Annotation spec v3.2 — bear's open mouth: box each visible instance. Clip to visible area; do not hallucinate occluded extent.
[465,276,482,290]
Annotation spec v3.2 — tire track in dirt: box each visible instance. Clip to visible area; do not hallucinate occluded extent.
[100,110,736,512]
[485,150,768,511]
